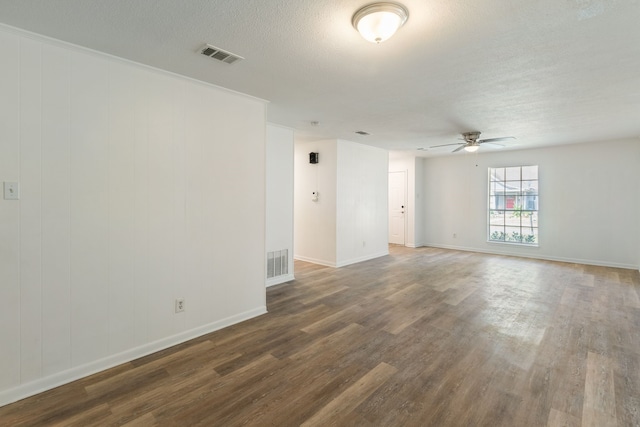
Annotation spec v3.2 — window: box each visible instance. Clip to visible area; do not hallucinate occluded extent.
[488,166,538,245]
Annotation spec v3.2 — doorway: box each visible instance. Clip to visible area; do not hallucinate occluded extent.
[388,171,407,245]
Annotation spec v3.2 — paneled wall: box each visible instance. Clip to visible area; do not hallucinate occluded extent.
[0,26,267,405]
[336,140,389,266]
[266,124,295,286]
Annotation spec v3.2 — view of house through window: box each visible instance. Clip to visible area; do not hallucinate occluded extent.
[488,165,538,245]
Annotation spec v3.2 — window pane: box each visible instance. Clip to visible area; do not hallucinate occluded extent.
[491,168,505,181]
[489,226,505,241]
[522,180,538,194]
[505,180,521,193]
[514,195,524,209]
[523,228,538,244]
[506,167,520,181]
[489,181,501,196]
[505,227,522,242]
[505,211,521,227]
[517,211,537,230]
[490,181,508,196]
[491,195,505,210]
[522,165,538,180]
[489,211,504,226]
[523,195,538,210]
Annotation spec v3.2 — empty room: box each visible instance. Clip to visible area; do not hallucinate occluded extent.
[1,1,639,426]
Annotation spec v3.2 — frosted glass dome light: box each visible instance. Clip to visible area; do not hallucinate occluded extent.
[352,3,409,44]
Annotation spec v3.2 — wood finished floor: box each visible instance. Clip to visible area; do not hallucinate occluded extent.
[2,246,640,426]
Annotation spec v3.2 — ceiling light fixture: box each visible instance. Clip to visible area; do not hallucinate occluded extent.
[464,144,480,153]
[352,2,409,44]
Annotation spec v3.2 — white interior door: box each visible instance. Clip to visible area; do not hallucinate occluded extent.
[388,171,407,245]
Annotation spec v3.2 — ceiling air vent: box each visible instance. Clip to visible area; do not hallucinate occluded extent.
[199,44,244,64]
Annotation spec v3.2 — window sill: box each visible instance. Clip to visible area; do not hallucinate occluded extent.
[487,240,539,248]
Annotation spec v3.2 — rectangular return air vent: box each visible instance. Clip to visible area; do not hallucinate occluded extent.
[267,249,289,279]
[199,44,244,64]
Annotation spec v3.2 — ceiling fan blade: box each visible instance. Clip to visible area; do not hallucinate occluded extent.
[478,137,516,143]
[481,142,505,148]
[430,143,464,148]
[452,144,466,153]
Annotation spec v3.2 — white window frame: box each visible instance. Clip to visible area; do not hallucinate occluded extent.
[488,165,538,246]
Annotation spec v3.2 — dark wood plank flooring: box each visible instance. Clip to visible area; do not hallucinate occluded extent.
[2,246,639,426]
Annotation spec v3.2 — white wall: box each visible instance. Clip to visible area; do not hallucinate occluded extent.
[388,155,424,248]
[336,140,389,267]
[294,138,389,267]
[0,26,267,406]
[294,139,338,266]
[266,124,295,286]
[422,138,640,269]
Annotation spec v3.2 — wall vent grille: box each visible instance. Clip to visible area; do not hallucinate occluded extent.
[199,44,243,64]
[267,249,288,279]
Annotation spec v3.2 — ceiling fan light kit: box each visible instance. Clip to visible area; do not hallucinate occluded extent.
[352,2,409,43]
[429,132,516,153]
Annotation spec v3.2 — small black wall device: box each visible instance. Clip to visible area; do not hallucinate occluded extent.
[309,152,319,164]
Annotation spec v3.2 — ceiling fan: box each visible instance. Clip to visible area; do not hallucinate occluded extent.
[430,132,516,153]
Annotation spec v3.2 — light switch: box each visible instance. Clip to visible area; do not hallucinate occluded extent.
[4,182,19,200]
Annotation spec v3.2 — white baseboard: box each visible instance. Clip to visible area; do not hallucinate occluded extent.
[295,251,390,268]
[335,250,389,268]
[266,273,295,287]
[293,255,336,267]
[405,243,425,248]
[423,243,639,270]
[0,306,267,408]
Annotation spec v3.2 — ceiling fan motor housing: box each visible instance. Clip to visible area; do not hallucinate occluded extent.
[463,131,481,142]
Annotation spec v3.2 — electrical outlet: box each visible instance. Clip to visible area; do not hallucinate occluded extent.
[3,182,19,200]
[175,298,185,313]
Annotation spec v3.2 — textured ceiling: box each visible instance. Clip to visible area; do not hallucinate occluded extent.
[1,0,639,155]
